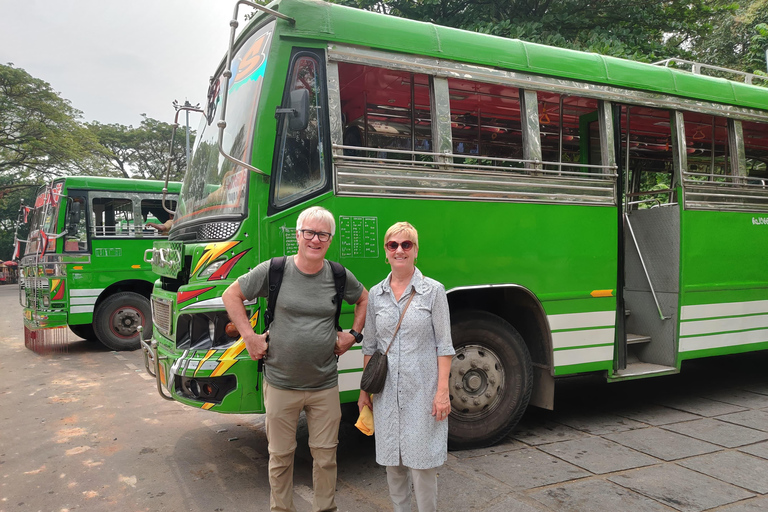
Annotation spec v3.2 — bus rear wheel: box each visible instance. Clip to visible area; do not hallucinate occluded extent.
[69,324,98,342]
[93,292,152,351]
[448,311,533,450]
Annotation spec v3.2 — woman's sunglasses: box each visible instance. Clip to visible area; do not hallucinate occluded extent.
[385,240,414,251]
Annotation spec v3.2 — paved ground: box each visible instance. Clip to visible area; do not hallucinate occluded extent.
[2,283,768,511]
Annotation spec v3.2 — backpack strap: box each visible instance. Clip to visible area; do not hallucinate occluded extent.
[329,260,347,332]
[264,256,286,332]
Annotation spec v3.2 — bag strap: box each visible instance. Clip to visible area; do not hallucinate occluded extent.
[328,260,347,332]
[264,256,287,332]
[384,292,415,356]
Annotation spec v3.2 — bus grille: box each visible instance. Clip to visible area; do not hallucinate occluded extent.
[170,221,240,242]
[152,297,173,336]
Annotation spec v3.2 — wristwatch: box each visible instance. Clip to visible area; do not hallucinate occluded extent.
[349,329,364,344]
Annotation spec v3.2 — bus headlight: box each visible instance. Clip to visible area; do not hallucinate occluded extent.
[198,260,225,279]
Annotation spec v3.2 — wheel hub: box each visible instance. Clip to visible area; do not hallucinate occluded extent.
[111,307,141,337]
[450,344,505,418]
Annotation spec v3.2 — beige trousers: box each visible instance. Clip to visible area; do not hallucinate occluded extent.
[264,381,341,512]
[386,464,439,512]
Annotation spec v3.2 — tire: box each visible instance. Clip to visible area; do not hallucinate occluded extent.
[69,323,98,342]
[93,292,152,351]
[448,311,533,450]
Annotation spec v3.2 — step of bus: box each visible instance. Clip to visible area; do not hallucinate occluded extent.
[627,333,651,345]
[609,362,678,381]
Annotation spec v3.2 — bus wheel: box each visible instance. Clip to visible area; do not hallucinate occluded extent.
[93,292,152,351]
[448,311,533,450]
[69,324,98,342]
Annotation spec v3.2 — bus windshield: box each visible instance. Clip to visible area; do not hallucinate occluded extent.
[175,21,275,227]
[26,182,63,255]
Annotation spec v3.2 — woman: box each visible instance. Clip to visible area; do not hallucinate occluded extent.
[358,221,455,512]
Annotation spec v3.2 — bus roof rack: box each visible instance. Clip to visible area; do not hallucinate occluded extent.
[652,58,768,86]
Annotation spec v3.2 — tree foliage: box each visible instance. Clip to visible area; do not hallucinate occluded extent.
[333,0,766,72]
[87,115,194,181]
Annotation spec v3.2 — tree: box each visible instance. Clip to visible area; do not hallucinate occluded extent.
[0,63,106,182]
[87,115,194,182]
[331,0,745,66]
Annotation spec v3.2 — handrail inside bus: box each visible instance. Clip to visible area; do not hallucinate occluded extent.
[625,215,671,321]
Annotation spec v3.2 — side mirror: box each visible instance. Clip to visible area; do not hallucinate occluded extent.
[68,200,81,236]
[280,88,310,132]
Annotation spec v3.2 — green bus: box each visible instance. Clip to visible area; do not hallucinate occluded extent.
[144,0,768,448]
[18,176,180,352]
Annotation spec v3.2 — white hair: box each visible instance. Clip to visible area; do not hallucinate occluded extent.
[296,206,336,236]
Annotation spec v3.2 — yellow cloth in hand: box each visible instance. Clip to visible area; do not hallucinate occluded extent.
[355,405,374,436]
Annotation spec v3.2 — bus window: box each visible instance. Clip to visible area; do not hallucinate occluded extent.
[273,52,328,207]
[338,63,432,160]
[620,105,674,208]
[64,195,87,252]
[140,198,177,237]
[536,92,600,172]
[447,78,522,166]
[742,120,768,186]
[92,197,135,237]
[684,112,732,183]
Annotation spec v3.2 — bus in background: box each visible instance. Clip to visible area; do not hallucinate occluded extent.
[17,176,180,353]
[144,0,768,449]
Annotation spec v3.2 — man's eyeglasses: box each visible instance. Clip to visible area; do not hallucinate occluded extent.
[385,240,414,251]
[298,229,332,242]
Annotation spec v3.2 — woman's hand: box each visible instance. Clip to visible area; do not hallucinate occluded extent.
[358,391,373,412]
[432,389,451,421]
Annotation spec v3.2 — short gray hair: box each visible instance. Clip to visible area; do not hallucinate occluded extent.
[296,206,336,236]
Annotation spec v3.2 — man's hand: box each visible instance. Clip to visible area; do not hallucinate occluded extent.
[334,331,356,356]
[243,330,269,360]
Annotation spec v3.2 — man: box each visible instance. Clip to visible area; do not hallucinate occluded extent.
[222,206,368,512]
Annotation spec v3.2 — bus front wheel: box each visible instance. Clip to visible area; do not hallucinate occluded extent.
[448,311,533,450]
[93,292,152,351]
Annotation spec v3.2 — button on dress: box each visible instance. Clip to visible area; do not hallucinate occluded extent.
[362,268,455,469]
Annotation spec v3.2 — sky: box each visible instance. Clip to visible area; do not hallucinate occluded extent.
[0,0,252,127]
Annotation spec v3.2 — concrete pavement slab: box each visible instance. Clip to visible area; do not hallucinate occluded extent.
[715,409,768,432]
[553,411,646,435]
[607,464,754,512]
[702,389,768,409]
[661,418,768,448]
[537,436,658,474]
[528,478,673,512]
[463,447,590,490]
[677,450,768,494]
[449,436,527,459]
[604,426,721,461]
[511,416,589,446]
[738,440,768,460]
[614,403,700,426]
[716,496,768,511]
[481,494,550,512]
[742,383,768,396]
[434,465,510,511]
[654,396,747,417]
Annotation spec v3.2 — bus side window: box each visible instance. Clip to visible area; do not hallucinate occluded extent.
[140,198,177,237]
[536,92,600,173]
[272,51,328,208]
[741,120,768,186]
[91,197,135,237]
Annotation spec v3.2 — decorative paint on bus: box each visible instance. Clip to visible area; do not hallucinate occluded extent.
[143,0,768,449]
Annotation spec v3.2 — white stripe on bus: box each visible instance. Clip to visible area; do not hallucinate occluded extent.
[552,327,614,349]
[547,310,615,331]
[680,328,768,352]
[553,345,613,367]
[338,349,363,371]
[339,371,362,393]
[69,288,104,297]
[70,305,95,314]
[681,300,768,321]
[70,297,97,305]
[680,314,768,336]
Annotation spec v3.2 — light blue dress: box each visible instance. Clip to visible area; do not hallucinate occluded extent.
[363,268,455,469]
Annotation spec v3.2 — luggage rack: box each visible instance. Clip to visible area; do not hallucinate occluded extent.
[652,58,768,86]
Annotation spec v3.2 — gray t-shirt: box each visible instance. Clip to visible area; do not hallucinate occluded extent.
[237,256,364,391]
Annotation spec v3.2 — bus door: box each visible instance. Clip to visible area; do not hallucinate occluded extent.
[613,104,680,379]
